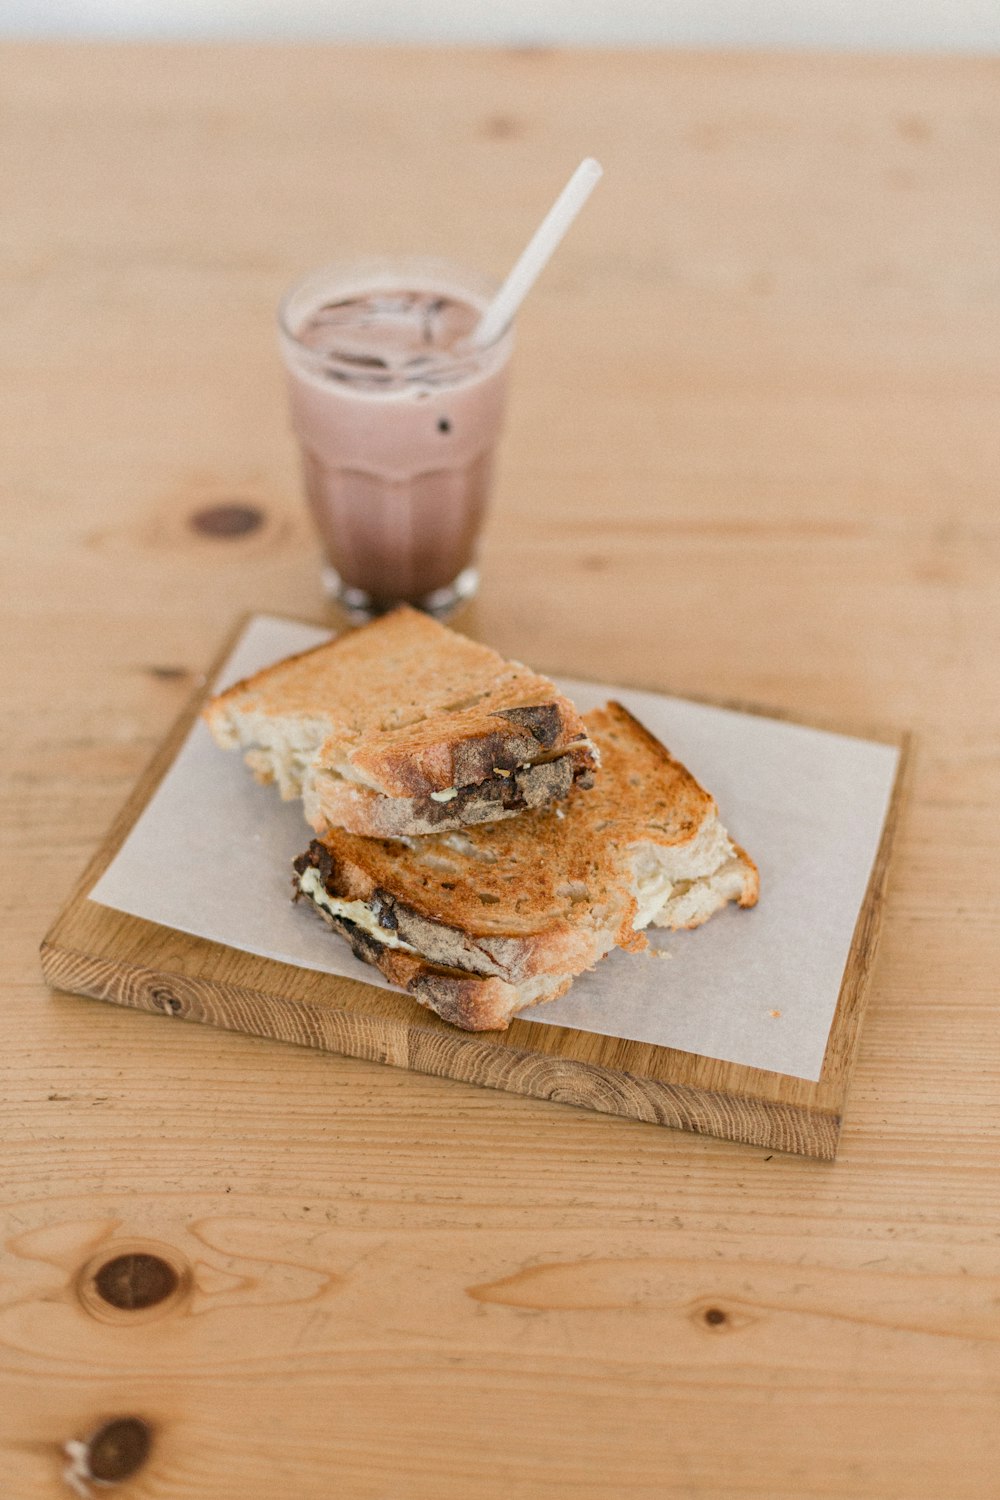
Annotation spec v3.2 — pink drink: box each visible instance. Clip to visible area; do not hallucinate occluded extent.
[278,259,513,618]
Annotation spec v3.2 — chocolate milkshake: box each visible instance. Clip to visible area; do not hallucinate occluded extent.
[279,258,513,617]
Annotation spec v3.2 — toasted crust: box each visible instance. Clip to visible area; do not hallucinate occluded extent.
[294,838,621,984]
[294,701,759,1028]
[310,743,595,838]
[306,702,718,941]
[348,692,595,798]
[306,905,573,1031]
[203,607,598,826]
[733,844,760,909]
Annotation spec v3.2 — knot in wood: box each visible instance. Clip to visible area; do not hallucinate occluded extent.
[83,1416,153,1483]
[94,1252,179,1311]
[150,986,182,1015]
[189,501,265,538]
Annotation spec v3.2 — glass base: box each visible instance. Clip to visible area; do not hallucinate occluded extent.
[321,565,479,623]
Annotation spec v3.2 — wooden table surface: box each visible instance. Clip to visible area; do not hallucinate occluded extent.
[3,42,999,1500]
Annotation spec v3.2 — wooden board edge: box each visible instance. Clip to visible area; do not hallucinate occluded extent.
[811,724,914,1101]
[39,938,840,1160]
[42,888,846,1118]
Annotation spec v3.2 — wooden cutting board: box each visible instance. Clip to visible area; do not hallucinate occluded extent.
[40,617,908,1160]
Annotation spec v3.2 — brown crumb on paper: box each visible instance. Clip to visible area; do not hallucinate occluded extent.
[769,1009,782,1019]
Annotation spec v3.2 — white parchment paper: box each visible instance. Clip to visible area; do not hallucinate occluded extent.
[88,615,900,1081]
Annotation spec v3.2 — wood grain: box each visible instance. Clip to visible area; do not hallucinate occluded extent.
[39,614,906,1161]
[3,42,1000,1500]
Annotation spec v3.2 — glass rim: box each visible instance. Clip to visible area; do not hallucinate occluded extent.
[277,255,515,369]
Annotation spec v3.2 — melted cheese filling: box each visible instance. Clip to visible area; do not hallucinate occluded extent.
[298,867,416,951]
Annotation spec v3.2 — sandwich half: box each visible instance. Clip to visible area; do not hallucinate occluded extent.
[293,701,759,1030]
[204,607,598,837]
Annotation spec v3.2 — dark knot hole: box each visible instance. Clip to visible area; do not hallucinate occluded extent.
[85,1417,153,1483]
[94,1252,179,1311]
[189,501,265,538]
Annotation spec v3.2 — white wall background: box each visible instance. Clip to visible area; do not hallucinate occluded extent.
[3,0,1000,52]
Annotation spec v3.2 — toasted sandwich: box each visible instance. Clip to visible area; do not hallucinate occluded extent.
[293,701,759,1030]
[204,607,598,838]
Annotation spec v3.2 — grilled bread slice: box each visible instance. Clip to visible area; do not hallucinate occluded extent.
[204,607,598,837]
[293,701,759,1030]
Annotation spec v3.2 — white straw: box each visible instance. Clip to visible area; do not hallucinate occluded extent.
[471,157,603,348]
